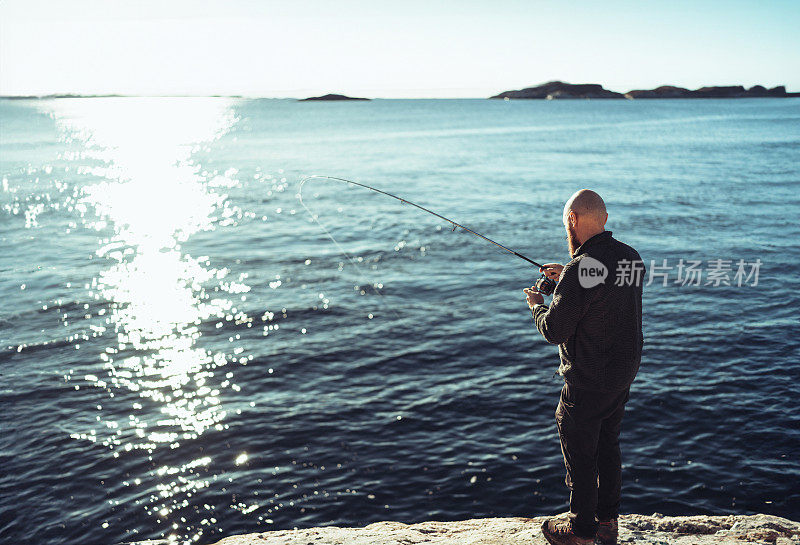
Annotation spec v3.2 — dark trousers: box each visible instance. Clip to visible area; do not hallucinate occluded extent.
[555,381,630,538]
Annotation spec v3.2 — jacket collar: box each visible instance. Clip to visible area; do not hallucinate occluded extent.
[572,230,612,258]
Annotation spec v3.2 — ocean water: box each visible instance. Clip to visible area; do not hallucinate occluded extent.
[1,97,798,545]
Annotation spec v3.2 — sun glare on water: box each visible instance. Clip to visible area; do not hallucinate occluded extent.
[43,97,257,540]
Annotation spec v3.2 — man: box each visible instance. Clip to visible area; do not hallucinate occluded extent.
[523,189,644,545]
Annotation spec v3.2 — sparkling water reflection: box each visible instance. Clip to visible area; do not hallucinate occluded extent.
[47,98,250,541]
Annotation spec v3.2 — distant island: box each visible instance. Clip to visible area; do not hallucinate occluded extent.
[299,93,370,101]
[491,82,624,100]
[491,81,799,100]
[624,84,795,99]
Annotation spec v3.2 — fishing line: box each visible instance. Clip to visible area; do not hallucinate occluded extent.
[297,177,403,320]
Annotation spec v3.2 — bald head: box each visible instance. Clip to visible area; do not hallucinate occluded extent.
[563,189,607,227]
[562,189,608,253]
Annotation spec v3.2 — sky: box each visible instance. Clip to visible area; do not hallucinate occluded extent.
[1,0,799,98]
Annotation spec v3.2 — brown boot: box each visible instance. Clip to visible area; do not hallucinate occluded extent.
[596,518,618,545]
[541,517,595,545]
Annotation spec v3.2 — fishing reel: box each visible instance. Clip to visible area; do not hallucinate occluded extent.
[535,274,557,296]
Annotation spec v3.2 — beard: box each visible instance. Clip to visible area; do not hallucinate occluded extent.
[567,223,580,256]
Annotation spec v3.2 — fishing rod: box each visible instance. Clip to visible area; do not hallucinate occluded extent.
[297,175,557,295]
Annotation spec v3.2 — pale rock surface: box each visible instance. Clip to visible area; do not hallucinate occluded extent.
[210,513,799,545]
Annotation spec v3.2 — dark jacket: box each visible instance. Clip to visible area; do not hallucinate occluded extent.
[531,230,644,393]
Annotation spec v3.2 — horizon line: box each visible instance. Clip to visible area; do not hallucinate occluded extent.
[3,94,799,100]
[2,81,796,101]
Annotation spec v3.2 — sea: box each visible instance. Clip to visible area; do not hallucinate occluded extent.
[1,97,798,545]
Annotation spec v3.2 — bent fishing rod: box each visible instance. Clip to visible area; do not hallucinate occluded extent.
[298,175,557,295]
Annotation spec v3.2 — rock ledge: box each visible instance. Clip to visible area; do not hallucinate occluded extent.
[210,513,799,544]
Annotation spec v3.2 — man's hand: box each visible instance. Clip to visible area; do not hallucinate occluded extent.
[523,287,544,309]
[539,263,564,281]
